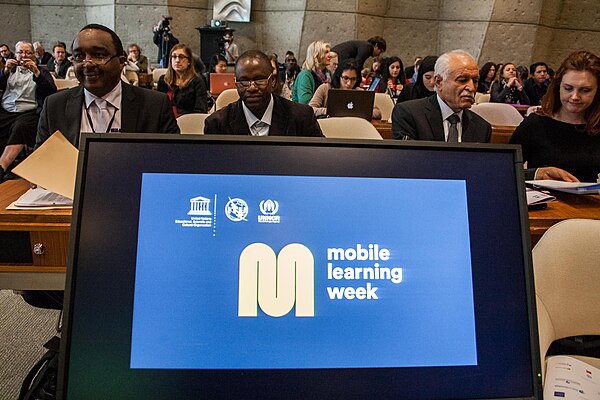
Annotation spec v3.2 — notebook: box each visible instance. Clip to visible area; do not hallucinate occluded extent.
[326,89,375,121]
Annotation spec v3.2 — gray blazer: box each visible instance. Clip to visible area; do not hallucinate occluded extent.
[391,95,491,143]
[36,82,180,147]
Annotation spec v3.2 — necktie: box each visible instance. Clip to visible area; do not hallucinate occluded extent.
[447,113,460,142]
[251,120,269,136]
[92,98,112,133]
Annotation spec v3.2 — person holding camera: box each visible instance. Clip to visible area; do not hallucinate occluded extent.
[0,41,56,181]
[153,16,179,67]
[223,31,238,64]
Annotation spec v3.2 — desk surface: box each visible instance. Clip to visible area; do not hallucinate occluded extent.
[0,180,70,290]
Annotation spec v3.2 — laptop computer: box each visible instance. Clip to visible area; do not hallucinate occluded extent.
[326,89,375,121]
[210,72,236,95]
[59,135,542,399]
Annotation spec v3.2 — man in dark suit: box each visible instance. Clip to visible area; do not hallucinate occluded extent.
[28,23,178,310]
[204,50,322,137]
[37,23,179,148]
[331,37,386,73]
[46,43,72,79]
[392,50,491,143]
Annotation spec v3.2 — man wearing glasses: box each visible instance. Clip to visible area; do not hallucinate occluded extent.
[0,41,56,181]
[36,24,179,150]
[25,24,179,310]
[204,50,322,136]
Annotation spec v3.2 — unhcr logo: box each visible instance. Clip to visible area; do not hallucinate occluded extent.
[258,199,280,223]
[238,243,314,317]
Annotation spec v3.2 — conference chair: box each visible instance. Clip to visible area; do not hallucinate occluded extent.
[152,68,168,89]
[470,102,524,126]
[532,219,600,381]
[374,92,395,122]
[177,113,208,134]
[215,88,240,110]
[317,117,383,140]
[122,69,139,86]
[52,78,79,91]
[474,92,491,104]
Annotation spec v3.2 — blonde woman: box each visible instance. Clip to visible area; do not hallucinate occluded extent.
[292,40,330,104]
[157,44,208,116]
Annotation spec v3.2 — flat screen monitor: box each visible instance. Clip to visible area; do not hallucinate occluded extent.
[59,134,542,399]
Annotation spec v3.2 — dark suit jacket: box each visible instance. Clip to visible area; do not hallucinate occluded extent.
[204,95,323,137]
[46,59,72,79]
[331,40,374,72]
[36,82,180,147]
[391,95,491,143]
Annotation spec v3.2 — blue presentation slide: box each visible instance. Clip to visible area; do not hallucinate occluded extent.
[130,173,477,369]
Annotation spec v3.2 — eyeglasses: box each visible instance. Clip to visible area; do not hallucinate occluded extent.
[70,54,119,66]
[340,76,357,82]
[16,50,34,55]
[236,73,273,88]
[171,54,189,60]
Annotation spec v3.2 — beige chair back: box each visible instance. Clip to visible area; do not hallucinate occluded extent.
[374,92,395,121]
[152,68,168,83]
[470,102,524,126]
[533,219,600,379]
[122,69,139,86]
[177,113,208,134]
[215,88,240,110]
[526,105,540,116]
[317,117,383,140]
[474,92,490,104]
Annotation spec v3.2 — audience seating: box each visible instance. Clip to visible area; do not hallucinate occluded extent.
[53,78,79,91]
[474,92,490,104]
[317,117,383,140]
[177,113,208,134]
[152,68,167,88]
[122,69,139,86]
[470,103,523,126]
[374,93,395,122]
[532,219,600,380]
[215,88,239,110]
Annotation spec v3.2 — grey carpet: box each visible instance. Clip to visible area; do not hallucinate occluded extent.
[0,290,60,400]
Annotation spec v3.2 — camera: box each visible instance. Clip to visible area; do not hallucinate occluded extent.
[160,15,172,31]
[18,60,25,66]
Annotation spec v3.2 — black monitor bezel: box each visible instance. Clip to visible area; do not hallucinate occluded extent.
[58,133,542,399]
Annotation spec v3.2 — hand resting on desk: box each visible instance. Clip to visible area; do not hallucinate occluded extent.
[535,166,580,183]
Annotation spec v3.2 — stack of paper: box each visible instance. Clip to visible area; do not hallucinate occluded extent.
[527,180,600,195]
[14,187,72,207]
[526,188,556,206]
[544,355,600,399]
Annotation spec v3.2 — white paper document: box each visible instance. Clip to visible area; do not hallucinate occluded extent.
[527,180,600,195]
[526,188,556,206]
[544,356,600,399]
[13,187,73,207]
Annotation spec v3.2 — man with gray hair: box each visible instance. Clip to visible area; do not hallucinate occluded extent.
[0,40,56,181]
[391,49,491,143]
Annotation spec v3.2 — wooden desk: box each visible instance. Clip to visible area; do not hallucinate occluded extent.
[0,180,69,290]
[512,104,530,116]
[371,119,392,139]
[528,192,600,246]
[491,125,516,144]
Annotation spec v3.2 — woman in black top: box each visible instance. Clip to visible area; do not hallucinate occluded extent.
[510,50,600,182]
[376,56,406,99]
[477,62,496,93]
[157,44,208,116]
[396,55,437,103]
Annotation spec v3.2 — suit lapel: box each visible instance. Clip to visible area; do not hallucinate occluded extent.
[65,87,84,138]
[460,110,474,142]
[269,96,287,135]
[120,83,139,132]
[424,96,445,141]
[230,99,251,135]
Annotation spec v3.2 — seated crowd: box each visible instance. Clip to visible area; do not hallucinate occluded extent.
[1,25,599,189]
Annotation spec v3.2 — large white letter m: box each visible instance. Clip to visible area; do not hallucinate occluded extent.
[238,243,314,317]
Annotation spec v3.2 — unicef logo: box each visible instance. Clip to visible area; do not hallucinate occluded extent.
[259,200,279,215]
[225,197,248,222]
